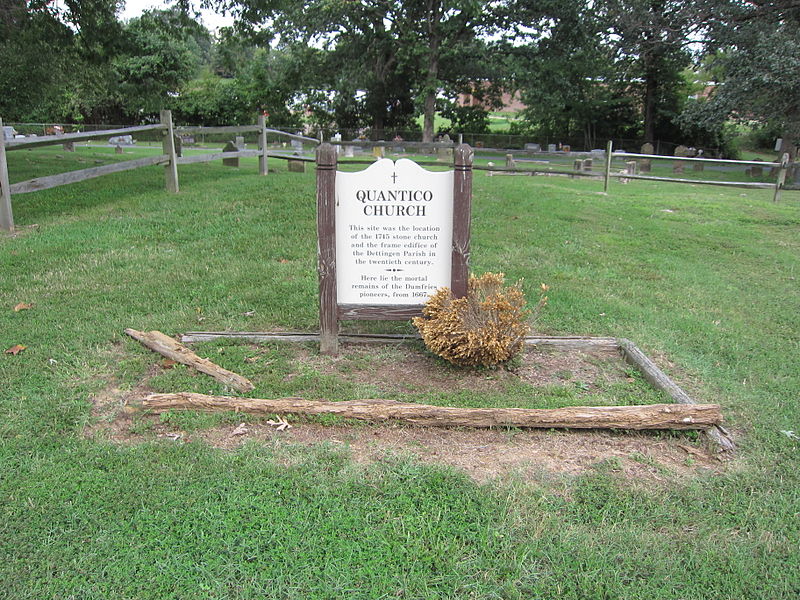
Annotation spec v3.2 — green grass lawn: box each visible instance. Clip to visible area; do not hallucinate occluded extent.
[1,146,799,598]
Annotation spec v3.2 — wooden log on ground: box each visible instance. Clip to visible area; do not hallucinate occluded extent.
[142,393,722,430]
[125,329,254,393]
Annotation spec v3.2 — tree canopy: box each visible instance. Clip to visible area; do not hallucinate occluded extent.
[0,0,798,153]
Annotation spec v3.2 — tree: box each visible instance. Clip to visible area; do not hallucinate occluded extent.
[508,0,640,149]
[114,9,210,119]
[203,0,506,139]
[702,1,800,157]
[601,0,703,144]
[0,0,122,121]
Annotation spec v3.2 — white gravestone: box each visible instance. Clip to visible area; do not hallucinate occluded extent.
[335,158,453,305]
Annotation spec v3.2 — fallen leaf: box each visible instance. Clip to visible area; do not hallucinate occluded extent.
[4,344,26,355]
[267,416,292,431]
[230,422,249,437]
[242,310,256,317]
[161,358,177,369]
[678,444,706,457]
[244,355,261,364]
[278,258,290,263]
[13,302,33,312]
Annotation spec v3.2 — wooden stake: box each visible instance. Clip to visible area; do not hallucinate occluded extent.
[773,152,789,203]
[603,140,613,193]
[0,118,13,232]
[125,329,253,393]
[142,393,722,431]
[258,114,268,176]
[160,110,179,193]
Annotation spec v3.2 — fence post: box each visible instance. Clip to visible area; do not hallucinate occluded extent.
[603,140,613,193]
[258,114,268,176]
[160,110,179,193]
[0,118,13,232]
[773,152,790,203]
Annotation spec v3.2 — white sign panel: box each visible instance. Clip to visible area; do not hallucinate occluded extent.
[335,158,454,305]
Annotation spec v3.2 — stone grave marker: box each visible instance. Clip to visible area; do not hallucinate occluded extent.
[505,154,516,169]
[525,143,541,153]
[344,145,355,158]
[222,141,239,167]
[640,142,654,172]
[673,145,690,174]
[547,144,557,153]
[288,153,306,172]
[582,158,593,172]
[372,145,385,159]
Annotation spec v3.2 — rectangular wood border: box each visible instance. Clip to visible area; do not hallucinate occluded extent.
[315,143,473,355]
[180,330,734,452]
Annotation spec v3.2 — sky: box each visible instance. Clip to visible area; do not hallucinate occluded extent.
[119,0,235,31]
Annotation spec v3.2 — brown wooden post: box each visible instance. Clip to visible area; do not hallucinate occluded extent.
[451,144,473,298]
[603,140,613,193]
[773,152,789,203]
[0,118,13,232]
[258,114,268,176]
[160,110,179,193]
[316,143,338,355]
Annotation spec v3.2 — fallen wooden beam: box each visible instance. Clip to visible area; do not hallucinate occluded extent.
[142,393,722,431]
[125,329,254,393]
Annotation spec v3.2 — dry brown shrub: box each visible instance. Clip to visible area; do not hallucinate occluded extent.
[413,272,544,368]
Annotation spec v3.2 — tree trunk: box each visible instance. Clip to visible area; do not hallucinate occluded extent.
[422,1,441,143]
[643,70,657,144]
[142,393,723,431]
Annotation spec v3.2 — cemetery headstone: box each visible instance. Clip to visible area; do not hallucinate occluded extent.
[640,142,654,172]
[525,143,541,153]
[573,159,583,177]
[290,138,303,153]
[109,135,134,145]
[288,153,306,172]
[114,145,123,155]
[673,145,690,174]
[235,136,245,150]
[547,144,557,153]
[344,145,355,158]
[750,160,763,177]
[173,134,182,158]
[372,145,385,159]
[222,140,239,167]
[505,154,516,170]
[582,158,593,172]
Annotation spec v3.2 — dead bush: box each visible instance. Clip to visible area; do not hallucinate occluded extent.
[413,272,545,368]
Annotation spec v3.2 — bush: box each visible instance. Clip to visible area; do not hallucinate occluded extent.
[413,273,544,368]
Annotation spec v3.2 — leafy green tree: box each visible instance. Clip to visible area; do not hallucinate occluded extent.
[701,1,800,157]
[114,8,210,118]
[0,0,122,122]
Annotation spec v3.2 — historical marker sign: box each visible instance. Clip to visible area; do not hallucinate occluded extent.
[316,143,473,355]
[335,158,453,305]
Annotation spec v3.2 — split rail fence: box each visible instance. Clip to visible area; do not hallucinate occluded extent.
[0,110,319,232]
[2,122,796,233]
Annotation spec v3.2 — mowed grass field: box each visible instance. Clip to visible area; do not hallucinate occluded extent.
[1,145,799,599]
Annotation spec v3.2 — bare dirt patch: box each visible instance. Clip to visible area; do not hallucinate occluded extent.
[299,342,631,394]
[85,341,727,483]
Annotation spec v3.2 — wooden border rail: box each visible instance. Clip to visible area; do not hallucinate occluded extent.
[179,331,735,451]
